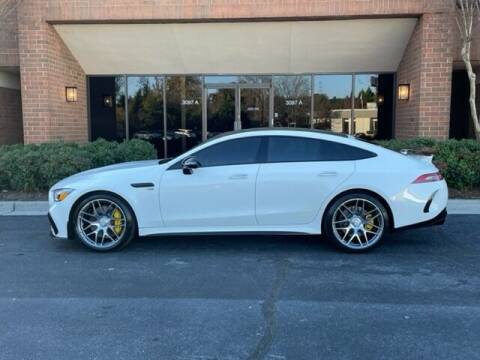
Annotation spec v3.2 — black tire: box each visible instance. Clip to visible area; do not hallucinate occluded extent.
[71,192,137,252]
[322,192,390,253]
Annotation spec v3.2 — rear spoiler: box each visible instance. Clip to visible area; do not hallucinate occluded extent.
[400,149,434,164]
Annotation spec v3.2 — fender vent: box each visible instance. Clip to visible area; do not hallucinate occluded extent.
[423,190,438,213]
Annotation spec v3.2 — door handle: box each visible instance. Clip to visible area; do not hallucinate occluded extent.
[317,171,338,177]
[228,174,248,180]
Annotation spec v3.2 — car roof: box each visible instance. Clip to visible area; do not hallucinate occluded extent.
[209,127,349,141]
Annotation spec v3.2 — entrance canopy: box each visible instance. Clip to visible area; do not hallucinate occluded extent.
[54,18,417,75]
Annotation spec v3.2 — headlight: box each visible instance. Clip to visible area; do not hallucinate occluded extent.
[53,188,74,202]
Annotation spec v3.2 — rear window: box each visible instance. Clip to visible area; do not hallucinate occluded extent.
[266,136,376,163]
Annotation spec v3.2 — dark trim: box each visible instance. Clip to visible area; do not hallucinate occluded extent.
[48,213,58,235]
[167,135,266,170]
[86,77,92,141]
[423,198,433,213]
[47,15,421,25]
[167,134,377,171]
[131,182,155,188]
[392,72,397,139]
[144,231,311,238]
[394,208,447,232]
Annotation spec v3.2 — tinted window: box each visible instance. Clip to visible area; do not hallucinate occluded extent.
[171,137,262,169]
[267,136,318,162]
[266,136,376,162]
[319,140,376,161]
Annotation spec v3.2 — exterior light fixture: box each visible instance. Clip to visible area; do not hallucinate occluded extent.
[65,87,78,102]
[103,95,113,108]
[377,95,384,105]
[398,84,410,101]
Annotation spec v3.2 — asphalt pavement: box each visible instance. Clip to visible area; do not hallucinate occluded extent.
[0,215,479,360]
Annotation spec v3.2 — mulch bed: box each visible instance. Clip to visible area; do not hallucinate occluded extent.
[0,191,48,201]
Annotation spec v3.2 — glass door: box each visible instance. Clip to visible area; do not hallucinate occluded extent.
[240,87,270,129]
[204,84,272,141]
[205,87,236,139]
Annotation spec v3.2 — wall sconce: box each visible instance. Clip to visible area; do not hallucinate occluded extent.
[398,84,410,101]
[377,95,385,105]
[65,87,78,102]
[103,95,113,108]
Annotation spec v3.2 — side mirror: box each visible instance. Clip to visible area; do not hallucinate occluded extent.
[182,157,200,175]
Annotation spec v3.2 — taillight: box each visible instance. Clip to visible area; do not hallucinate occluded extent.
[412,172,443,184]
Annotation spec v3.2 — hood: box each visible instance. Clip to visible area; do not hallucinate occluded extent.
[84,159,161,174]
[52,159,163,188]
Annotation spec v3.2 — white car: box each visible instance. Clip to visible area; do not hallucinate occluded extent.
[48,129,448,253]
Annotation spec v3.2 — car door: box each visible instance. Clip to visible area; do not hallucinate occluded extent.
[255,136,356,225]
[160,136,263,227]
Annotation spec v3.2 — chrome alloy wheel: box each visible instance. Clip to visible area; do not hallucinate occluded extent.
[331,198,385,250]
[76,199,127,249]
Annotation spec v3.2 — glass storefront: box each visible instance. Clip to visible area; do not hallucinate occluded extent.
[127,76,165,156]
[89,74,394,158]
[312,75,352,133]
[273,75,311,128]
[166,76,202,157]
[354,74,378,139]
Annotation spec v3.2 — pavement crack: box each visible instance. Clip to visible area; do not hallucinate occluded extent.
[247,257,289,360]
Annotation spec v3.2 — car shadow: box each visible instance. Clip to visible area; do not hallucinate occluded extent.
[132,233,334,253]
[52,220,462,256]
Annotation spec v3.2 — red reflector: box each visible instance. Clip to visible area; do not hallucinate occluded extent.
[413,172,443,184]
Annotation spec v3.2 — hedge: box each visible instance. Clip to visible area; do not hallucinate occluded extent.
[0,138,478,192]
[0,139,156,192]
[376,138,480,191]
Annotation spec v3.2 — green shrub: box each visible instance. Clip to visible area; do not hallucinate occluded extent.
[0,137,478,192]
[376,138,480,190]
[0,139,156,192]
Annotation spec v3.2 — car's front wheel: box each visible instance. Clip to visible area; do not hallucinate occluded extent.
[323,193,389,252]
[72,193,136,251]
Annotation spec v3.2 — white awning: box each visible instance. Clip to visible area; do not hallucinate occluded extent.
[54,18,417,75]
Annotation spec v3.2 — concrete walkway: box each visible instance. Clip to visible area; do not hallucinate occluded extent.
[0,199,479,216]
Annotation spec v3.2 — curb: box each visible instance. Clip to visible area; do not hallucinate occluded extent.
[0,201,49,216]
[447,199,480,215]
[0,200,479,216]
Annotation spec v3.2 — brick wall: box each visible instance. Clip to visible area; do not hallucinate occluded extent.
[396,18,423,138]
[396,12,454,139]
[17,0,87,144]
[418,13,454,139]
[453,16,480,66]
[11,0,463,143]
[42,0,452,22]
[0,0,19,67]
[0,87,23,144]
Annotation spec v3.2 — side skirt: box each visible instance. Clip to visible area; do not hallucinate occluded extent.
[142,231,312,238]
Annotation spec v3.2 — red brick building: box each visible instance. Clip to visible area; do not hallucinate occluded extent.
[0,0,478,156]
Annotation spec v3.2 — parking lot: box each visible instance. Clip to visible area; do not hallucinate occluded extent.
[1,215,480,360]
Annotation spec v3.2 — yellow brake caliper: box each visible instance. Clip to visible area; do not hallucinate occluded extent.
[112,208,123,235]
[364,212,374,231]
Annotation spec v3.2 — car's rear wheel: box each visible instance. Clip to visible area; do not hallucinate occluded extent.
[72,193,136,251]
[323,193,389,252]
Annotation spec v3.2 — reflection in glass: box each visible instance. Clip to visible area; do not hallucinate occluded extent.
[204,76,239,85]
[166,76,202,157]
[89,73,394,156]
[313,75,352,134]
[127,76,164,157]
[273,76,311,128]
[89,76,126,142]
[115,77,127,140]
[206,88,236,138]
[240,88,270,129]
[354,74,378,139]
[204,75,271,85]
